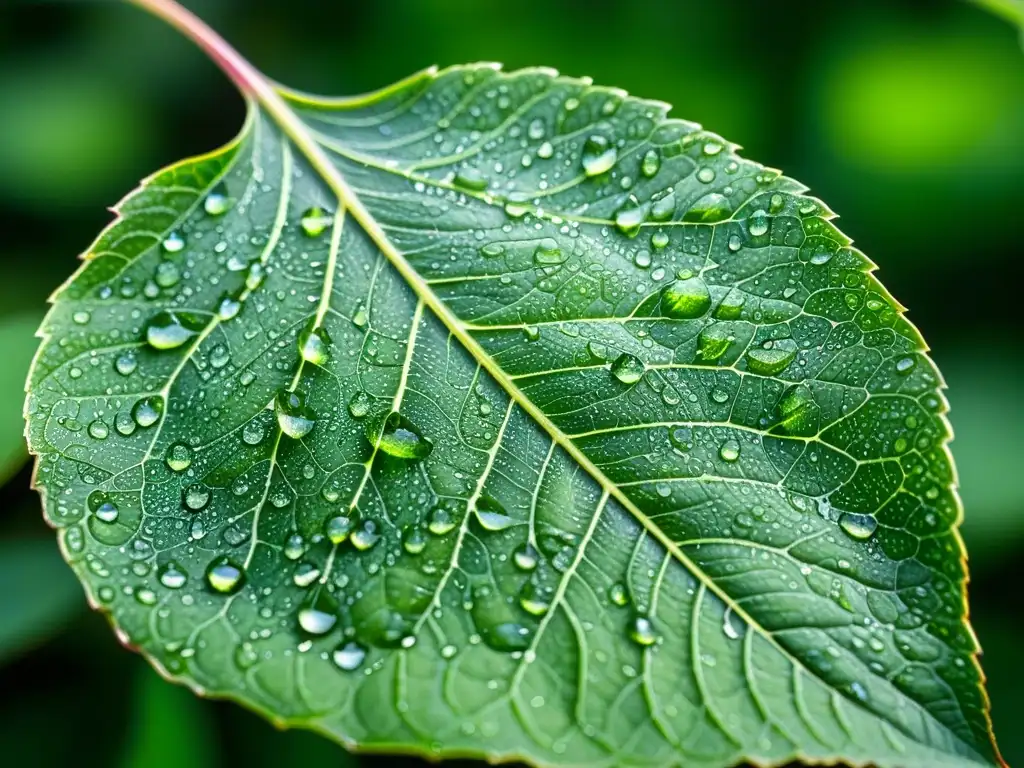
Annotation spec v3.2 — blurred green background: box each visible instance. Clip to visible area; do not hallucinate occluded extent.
[1,0,1022,765]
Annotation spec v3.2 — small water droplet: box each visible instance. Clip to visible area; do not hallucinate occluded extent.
[217,294,241,321]
[697,324,733,362]
[348,391,371,419]
[183,483,210,511]
[895,356,916,375]
[719,440,740,462]
[297,591,338,635]
[748,211,769,237]
[300,207,332,237]
[145,310,203,350]
[533,238,565,265]
[402,525,428,554]
[88,420,109,440]
[608,583,629,606]
[204,184,230,216]
[332,641,367,671]
[115,353,137,376]
[368,412,433,460]
[158,561,187,589]
[205,557,245,594]
[641,149,660,178]
[89,491,119,523]
[582,135,617,177]
[480,243,505,259]
[298,324,331,366]
[629,615,658,646]
[162,231,185,253]
[839,512,878,541]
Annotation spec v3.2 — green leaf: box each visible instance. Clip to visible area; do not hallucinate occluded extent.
[0,313,44,485]
[0,536,84,665]
[24,8,1001,767]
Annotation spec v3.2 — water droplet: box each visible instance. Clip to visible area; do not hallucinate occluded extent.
[441,644,458,659]
[614,197,646,237]
[719,440,741,462]
[217,294,241,321]
[297,591,338,635]
[183,483,210,511]
[165,442,192,472]
[402,525,428,554]
[537,141,554,159]
[242,420,265,445]
[668,426,692,453]
[145,310,203,350]
[809,251,833,266]
[205,557,245,594]
[661,276,711,319]
[115,353,137,376]
[162,231,185,253]
[696,324,733,362]
[332,641,367,671]
[474,496,514,531]
[748,211,769,237]
[204,184,230,216]
[428,505,458,535]
[115,412,136,436]
[650,231,669,250]
[581,135,617,177]
[714,288,745,320]
[703,140,723,156]
[519,583,550,616]
[610,353,645,385]
[88,420,109,440]
[369,412,433,460]
[895,356,916,375]
[523,325,540,342]
[513,543,539,571]
[89,491,119,523]
[640,149,660,178]
[629,615,658,646]
[350,519,380,550]
[533,238,565,265]
[300,207,332,237]
[72,310,90,325]
[275,389,316,439]
[158,561,187,589]
[481,622,531,652]
[348,391,371,419]
[608,583,629,606]
[839,512,878,541]
[298,324,331,366]
[777,385,817,435]
[696,167,716,183]
[480,243,505,259]
[324,514,354,544]
[745,339,797,376]
[454,166,488,190]
[650,190,676,221]
[351,307,368,328]
[684,193,731,223]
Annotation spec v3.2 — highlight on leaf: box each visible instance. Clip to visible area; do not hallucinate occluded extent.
[23,1,1003,766]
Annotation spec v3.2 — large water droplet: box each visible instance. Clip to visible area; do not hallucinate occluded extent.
[610,353,645,385]
[183,483,210,511]
[719,440,740,462]
[481,621,531,653]
[205,557,245,594]
[581,135,617,177]
[348,391,371,419]
[145,311,203,350]
[298,324,331,366]
[533,238,565,266]
[454,166,488,191]
[133,397,163,428]
[683,193,731,223]
[162,231,185,253]
[350,519,380,550]
[204,184,230,216]
[428,505,457,535]
[474,496,515,531]
[519,583,551,616]
[629,615,658,646]
[369,412,433,460]
[324,514,354,544]
[614,198,646,237]
[640,149,660,178]
[661,275,711,319]
[402,525,428,554]
[748,210,769,237]
[745,339,798,376]
[165,442,192,472]
[300,207,332,237]
[275,390,316,439]
[839,512,878,541]
[114,353,137,376]
[332,641,367,671]
[297,591,339,635]
[696,324,733,362]
[89,491,119,523]
[513,543,539,571]
[158,561,187,589]
[88,420,109,440]
[608,583,629,606]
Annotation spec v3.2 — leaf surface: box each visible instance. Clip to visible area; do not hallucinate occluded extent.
[25,51,1001,767]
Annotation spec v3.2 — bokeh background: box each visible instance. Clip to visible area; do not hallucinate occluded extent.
[1,0,1022,766]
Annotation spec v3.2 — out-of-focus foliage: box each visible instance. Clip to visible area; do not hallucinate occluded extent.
[1,0,1023,767]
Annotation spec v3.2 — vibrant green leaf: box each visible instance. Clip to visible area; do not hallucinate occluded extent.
[0,313,44,485]
[24,7,1001,766]
[0,536,84,665]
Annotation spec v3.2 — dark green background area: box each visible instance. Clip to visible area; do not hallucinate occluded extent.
[0,0,1021,766]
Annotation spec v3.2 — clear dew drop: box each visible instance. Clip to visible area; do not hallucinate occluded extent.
[89,491,119,523]
[369,411,433,460]
[402,525,428,555]
[284,533,306,560]
[88,420,109,440]
[719,439,741,462]
[114,353,137,376]
[454,166,488,190]
[481,622,531,653]
[158,561,187,589]
[324,514,354,544]
[668,426,693,453]
[614,197,647,237]
[629,615,658,646]
[839,512,878,541]
[608,583,629,606]
[183,483,210,511]
[895,356,916,375]
[697,324,733,362]
[72,310,90,325]
[350,519,380,551]
[293,562,321,588]
[275,389,316,439]
[332,641,367,671]
[610,353,645,385]
[519,583,551,616]
[348,391,371,419]
[661,275,711,319]
[474,496,515,531]
[242,420,265,445]
[217,294,241,321]
[300,206,332,237]
[581,135,617,177]
[650,231,669,250]
[203,184,230,216]
[205,557,245,594]
[162,231,185,253]
[523,325,540,342]
[145,310,203,351]
[298,324,331,366]
[513,543,539,571]
[115,412,136,436]
[696,167,716,183]
[745,339,798,376]
[297,592,339,635]
[533,238,565,266]
[132,396,163,428]
[683,192,731,223]
[809,251,833,266]
[748,210,770,237]
[428,505,457,535]
[165,442,192,472]
[640,149,661,178]
[480,243,505,259]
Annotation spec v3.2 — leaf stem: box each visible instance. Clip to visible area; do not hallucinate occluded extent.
[125,0,265,96]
